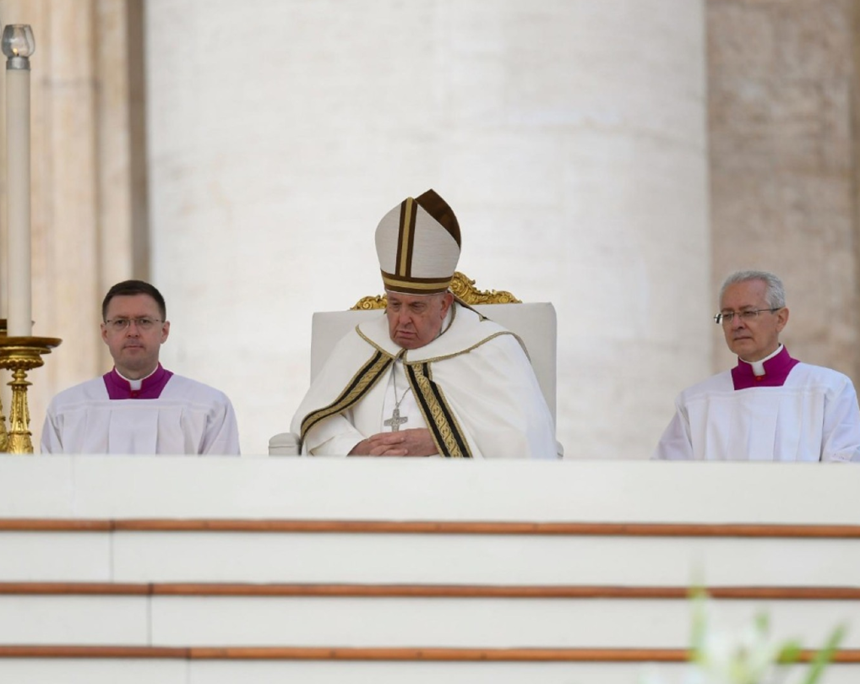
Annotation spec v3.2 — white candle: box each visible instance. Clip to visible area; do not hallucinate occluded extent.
[6,66,31,336]
[3,24,34,338]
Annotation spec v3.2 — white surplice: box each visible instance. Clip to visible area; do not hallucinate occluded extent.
[41,375,240,455]
[653,363,860,462]
[291,303,556,459]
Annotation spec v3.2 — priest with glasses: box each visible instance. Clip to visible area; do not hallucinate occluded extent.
[654,270,860,461]
[41,280,240,455]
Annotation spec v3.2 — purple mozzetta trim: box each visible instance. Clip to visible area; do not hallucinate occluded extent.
[731,346,800,390]
[102,364,174,400]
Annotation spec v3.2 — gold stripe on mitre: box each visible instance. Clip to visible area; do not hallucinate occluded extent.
[381,271,453,294]
[395,198,417,278]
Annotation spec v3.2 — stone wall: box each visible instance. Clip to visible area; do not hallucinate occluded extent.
[0,0,147,448]
[707,0,860,377]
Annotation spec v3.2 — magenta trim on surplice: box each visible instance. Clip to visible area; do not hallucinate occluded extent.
[730,346,799,391]
[103,363,173,400]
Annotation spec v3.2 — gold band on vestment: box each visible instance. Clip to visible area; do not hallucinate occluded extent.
[405,362,472,458]
[300,349,395,441]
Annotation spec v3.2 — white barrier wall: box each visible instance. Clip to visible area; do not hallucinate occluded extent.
[0,458,857,684]
[145,0,710,458]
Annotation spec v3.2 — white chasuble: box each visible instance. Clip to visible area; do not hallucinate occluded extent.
[292,303,556,459]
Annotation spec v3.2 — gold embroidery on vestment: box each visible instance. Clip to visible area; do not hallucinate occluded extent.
[301,350,394,440]
[408,363,471,458]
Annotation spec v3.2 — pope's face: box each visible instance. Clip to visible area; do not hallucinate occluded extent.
[719,279,788,362]
[101,294,170,379]
[386,291,453,350]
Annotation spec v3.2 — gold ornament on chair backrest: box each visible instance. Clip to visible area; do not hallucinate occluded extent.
[351,272,521,310]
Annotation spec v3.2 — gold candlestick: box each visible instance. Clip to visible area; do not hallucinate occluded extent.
[0,334,61,454]
[0,320,7,452]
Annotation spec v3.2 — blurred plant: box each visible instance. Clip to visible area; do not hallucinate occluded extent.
[640,588,845,684]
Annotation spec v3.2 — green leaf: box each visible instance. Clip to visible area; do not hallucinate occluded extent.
[688,586,709,662]
[776,640,802,665]
[754,611,770,635]
[800,624,846,684]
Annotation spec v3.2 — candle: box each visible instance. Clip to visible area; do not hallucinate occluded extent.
[2,25,34,337]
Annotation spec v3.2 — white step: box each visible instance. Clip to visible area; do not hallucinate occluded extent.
[0,458,857,684]
[2,528,858,586]
[0,589,855,649]
[0,658,858,684]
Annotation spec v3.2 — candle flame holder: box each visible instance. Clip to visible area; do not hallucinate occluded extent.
[0,328,61,454]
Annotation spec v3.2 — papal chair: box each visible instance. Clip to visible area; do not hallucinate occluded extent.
[269,273,561,457]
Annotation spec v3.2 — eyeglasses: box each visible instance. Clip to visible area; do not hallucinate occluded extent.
[714,308,781,325]
[104,317,163,332]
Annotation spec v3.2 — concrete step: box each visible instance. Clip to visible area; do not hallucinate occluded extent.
[2,520,859,586]
[0,583,856,649]
[0,651,858,684]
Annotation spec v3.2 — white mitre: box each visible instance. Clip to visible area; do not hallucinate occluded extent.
[375,188,461,295]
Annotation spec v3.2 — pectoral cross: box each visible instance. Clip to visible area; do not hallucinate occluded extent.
[384,407,408,431]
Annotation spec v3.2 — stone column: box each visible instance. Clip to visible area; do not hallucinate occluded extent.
[0,0,145,449]
[708,0,860,377]
[147,0,710,458]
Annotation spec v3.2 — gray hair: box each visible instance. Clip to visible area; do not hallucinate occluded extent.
[719,270,786,309]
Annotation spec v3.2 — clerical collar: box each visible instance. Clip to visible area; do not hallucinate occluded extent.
[731,345,799,390]
[103,363,174,400]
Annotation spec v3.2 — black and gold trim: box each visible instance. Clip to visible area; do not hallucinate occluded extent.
[300,350,395,440]
[406,362,472,458]
[380,270,454,294]
[395,198,418,279]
